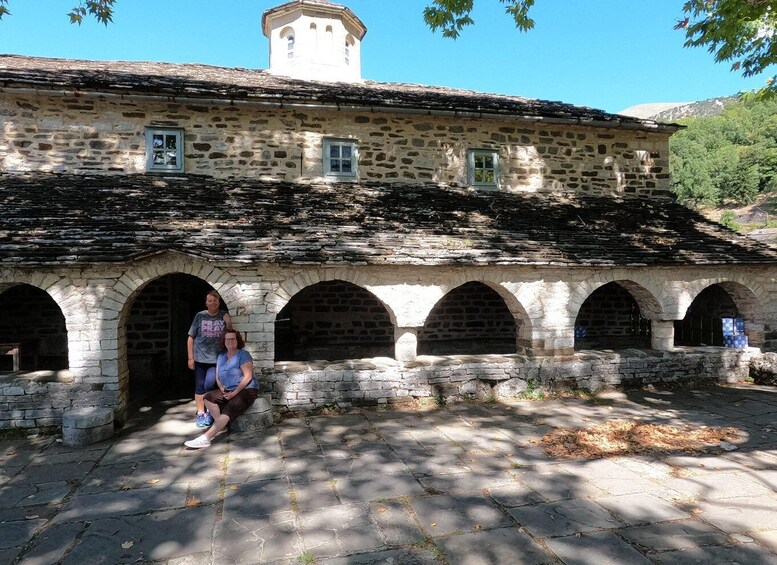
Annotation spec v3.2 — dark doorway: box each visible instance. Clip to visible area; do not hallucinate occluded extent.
[126,274,221,404]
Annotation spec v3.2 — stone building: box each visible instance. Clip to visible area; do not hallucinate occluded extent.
[2,0,777,429]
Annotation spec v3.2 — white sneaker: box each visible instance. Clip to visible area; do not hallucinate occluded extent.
[184,434,211,449]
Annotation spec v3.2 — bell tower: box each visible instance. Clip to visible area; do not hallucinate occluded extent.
[262,0,367,83]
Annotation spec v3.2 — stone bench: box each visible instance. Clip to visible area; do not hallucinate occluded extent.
[62,406,114,447]
[232,393,273,432]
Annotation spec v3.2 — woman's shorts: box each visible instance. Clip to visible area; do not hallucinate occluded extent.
[194,362,217,395]
[204,388,258,420]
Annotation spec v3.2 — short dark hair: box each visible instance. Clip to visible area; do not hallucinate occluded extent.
[219,328,245,350]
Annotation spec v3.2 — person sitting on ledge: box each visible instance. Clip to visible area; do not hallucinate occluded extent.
[184,329,257,449]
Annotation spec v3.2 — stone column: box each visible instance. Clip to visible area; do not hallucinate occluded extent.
[395,327,418,362]
[651,320,675,351]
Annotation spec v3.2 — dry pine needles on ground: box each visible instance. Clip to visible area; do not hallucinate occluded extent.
[540,419,742,459]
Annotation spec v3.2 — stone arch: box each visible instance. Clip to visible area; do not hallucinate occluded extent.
[573,280,654,350]
[113,256,244,415]
[674,279,765,347]
[0,274,88,375]
[0,281,69,371]
[417,281,526,355]
[416,275,534,345]
[274,278,395,361]
[676,278,764,323]
[569,275,663,322]
[272,269,398,326]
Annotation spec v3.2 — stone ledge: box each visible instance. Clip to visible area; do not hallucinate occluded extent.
[232,393,273,433]
[62,406,114,447]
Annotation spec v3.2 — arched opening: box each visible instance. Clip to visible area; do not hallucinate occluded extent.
[675,284,741,346]
[124,274,225,405]
[281,26,295,59]
[0,284,68,371]
[274,280,394,361]
[344,34,354,65]
[418,282,518,355]
[574,282,651,350]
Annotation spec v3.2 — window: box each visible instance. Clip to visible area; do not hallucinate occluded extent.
[345,35,354,65]
[323,138,358,180]
[468,149,498,188]
[287,34,295,58]
[145,128,183,173]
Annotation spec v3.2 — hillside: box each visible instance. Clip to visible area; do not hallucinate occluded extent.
[620,96,735,122]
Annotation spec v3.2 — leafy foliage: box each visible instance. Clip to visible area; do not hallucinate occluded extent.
[0,0,116,25]
[424,0,535,39]
[675,0,777,99]
[670,97,777,206]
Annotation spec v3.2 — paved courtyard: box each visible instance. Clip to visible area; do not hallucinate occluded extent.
[2,384,777,564]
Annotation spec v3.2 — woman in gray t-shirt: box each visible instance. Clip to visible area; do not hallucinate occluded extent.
[187,290,232,427]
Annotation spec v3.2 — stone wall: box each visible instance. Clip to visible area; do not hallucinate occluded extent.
[0,370,114,430]
[267,347,755,411]
[1,92,671,197]
[0,346,754,430]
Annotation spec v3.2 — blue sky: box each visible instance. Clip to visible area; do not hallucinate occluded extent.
[0,0,769,113]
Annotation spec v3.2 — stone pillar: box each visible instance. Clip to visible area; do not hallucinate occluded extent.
[651,320,675,351]
[395,327,418,362]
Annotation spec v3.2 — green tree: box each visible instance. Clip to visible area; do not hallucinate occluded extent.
[0,0,115,25]
[424,0,777,98]
[670,97,777,206]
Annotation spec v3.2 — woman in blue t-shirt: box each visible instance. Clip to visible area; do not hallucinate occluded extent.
[185,328,257,449]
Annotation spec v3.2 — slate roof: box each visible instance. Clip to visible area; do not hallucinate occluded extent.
[2,173,775,267]
[0,54,678,132]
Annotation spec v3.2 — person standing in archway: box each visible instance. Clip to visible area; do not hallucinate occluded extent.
[187,290,232,427]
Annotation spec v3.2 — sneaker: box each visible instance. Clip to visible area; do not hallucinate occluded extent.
[195,412,210,428]
[184,434,211,449]
[203,411,214,427]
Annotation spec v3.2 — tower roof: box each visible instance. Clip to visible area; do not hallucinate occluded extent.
[261,0,366,39]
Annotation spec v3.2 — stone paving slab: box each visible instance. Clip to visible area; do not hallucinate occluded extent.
[16,521,85,565]
[51,485,191,524]
[507,498,623,538]
[436,527,558,564]
[594,493,691,524]
[62,505,217,564]
[2,384,777,564]
[368,500,425,545]
[213,510,301,564]
[650,543,777,564]
[544,531,652,564]
[617,520,729,551]
[298,503,384,559]
[410,493,511,537]
[317,547,438,565]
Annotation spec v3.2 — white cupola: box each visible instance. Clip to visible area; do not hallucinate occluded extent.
[262,0,367,83]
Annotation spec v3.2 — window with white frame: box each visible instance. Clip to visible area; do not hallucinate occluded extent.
[468,149,498,188]
[145,128,183,173]
[323,138,358,180]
